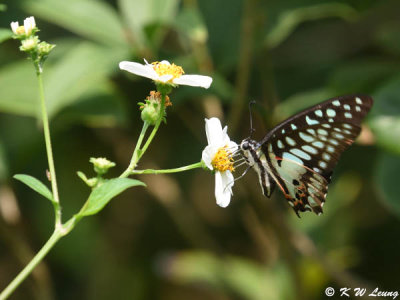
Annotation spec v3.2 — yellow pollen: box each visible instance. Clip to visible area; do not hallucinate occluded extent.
[211,146,234,172]
[152,62,184,80]
[16,26,25,35]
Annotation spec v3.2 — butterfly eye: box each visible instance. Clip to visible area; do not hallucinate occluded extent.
[241,141,250,150]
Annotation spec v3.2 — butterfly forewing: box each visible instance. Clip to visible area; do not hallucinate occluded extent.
[254,95,372,216]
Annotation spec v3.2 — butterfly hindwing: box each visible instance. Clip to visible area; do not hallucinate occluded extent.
[242,95,373,216]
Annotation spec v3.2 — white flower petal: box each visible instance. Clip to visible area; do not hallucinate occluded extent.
[173,74,213,89]
[159,60,171,65]
[24,17,35,34]
[227,141,238,152]
[10,21,19,34]
[215,171,234,207]
[119,61,158,80]
[201,145,215,170]
[158,74,173,83]
[205,118,224,147]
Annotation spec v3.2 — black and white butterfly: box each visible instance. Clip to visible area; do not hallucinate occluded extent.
[239,95,373,217]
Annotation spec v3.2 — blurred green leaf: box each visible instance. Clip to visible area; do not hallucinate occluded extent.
[0,28,12,43]
[79,178,145,217]
[0,4,5,11]
[376,153,400,218]
[44,42,127,118]
[14,174,54,203]
[26,0,127,47]
[374,21,400,55]
[276,88,333,119]
[265,3,358,48]
[328,60,400,95]
[166,251,293,300]
[369,116,400,155]
[0,140,8,181]
[0,61,38,116]
[174,6,208,43]
[118,0,178,47]
[370,76,400,155]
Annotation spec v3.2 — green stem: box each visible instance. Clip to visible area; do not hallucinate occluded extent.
[37,72,61,226]
[0,229,63,300]
[131,161,204,175]
[119,122,150,178]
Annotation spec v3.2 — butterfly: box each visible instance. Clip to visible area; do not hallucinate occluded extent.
[239,95,373,217]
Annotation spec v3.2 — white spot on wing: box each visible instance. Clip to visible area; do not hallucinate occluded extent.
[299,132,314,143]
[355,97,363,104]
[326,109,336,117]
[344,112,352,119]
[332,100,340,106]
[302,145,318,154]
[315,110,323,117]
[306,115,319,125]
[286,136,296,146]
[290,148,311,160]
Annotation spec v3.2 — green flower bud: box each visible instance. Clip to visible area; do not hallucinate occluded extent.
[89,157,116,175]
[139,91,172,125]
[141,102,160,125]
[19,36,38,52]
[38,41,55,55]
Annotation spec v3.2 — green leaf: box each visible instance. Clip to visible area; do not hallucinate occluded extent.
[369,116,400,155]
[79,178,145,217]
[0,28,12,43]
[174,7,208,43]
[276,88,334,119]
[14,174,54,203]
[0,61,38,116]
[44,42,128,118]
[0,140,8,181]
[25,0,127,47]
[376,153,400,218]
[265,3,358,48]
[118,0,178,46]
[369,75,400,155]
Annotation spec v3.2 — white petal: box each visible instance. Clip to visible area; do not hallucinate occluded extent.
[205,118,224,147]
[215,171,234,207]
[159,60,171,65]
[24,17,35,34]
[201,145,215,170]
[173,74,213,89]
[157,74,173,83]
[227,140,238,152]
[119,61,158,80]
[10,21,19,33]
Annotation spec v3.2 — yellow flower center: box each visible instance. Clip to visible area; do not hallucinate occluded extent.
[16,26,25,35]
[211,145,235,172]
[152,62,184,80]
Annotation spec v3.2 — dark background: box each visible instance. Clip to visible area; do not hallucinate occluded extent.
[1,0,400,299]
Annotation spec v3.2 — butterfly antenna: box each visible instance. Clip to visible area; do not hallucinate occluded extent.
[249,100,257,138]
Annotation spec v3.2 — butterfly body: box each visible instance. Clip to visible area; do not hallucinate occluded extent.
[240,95,373,217]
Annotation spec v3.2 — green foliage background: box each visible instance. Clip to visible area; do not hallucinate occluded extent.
[1,0,400,299]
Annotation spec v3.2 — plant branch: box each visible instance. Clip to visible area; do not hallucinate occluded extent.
[130,162,204,175]
[37,72,61,226]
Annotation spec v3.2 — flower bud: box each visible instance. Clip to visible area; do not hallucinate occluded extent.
[38,41,55,55]
[89,157,116,175]
[19,36,38,52]
[138,91,172,125]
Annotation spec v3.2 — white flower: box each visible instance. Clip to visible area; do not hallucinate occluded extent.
[202,118,238,207]
[10,16,36,36]
[23,16,36,35]
[10,21,19,34]
[119,60,212,89]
